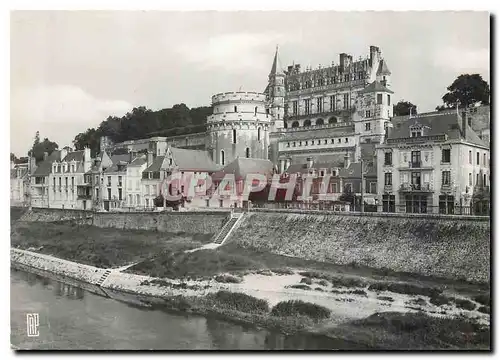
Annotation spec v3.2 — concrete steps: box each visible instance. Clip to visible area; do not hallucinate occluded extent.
[96,270,111,287]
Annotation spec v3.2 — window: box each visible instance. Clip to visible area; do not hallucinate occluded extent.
[234,105,237,112]
[442,149,451,163]
[483,153,486,166]
[476,152,480,165]
[365,122,371,131]
[442,171,451,186]
[411,172,421,188]
[305,99,311,115]
[258,127,261,141]
[95,175,99,183]
[254,106,257,115]
[345,138,348,143]
[405,194,428,214]
[304,119,311,127]
[293,142,296,147]
[377,93,383,105]
[384,173,392,186]
[118,176,122,187]
[476,174,479,185]
[484,174,487,186]
[384,152,392,166]
[469,151,472,164]
[382,194,396,213]
[246,148,250,158]
[387,95,391,106]
[107,188,111,200]
[320,170,325,177]
[306,140,309,145]
[439,195,454,214]
[71,177,74,187]
[233,129,237,144]
[338,139,341,143]
[118,188,122,201]
[107,176,111,186]
[221,150,225,166]
[292,101,298,115]
[330,95,335,111]
[411,151,421,167]
[343,93,349,109]
[365,110,371,118]
[411,131,421,137]
[317,97,323,113]
[324,139,327,144]
[469,173,472,186]
[146,199,149,208]
[286,142,290,147]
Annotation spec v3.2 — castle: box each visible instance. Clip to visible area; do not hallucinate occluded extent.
[102,45,393,173]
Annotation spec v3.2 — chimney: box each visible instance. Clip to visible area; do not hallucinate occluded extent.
[43,152,48,161]
[60,148,68,161]
[369,45,380,67]
[147,150,153,167]
[306,157,313,169]
[461,111,467,139]
[339,53,347,71]
[344,153,351,169]
[129,151,134,163]
[83,147,92,172]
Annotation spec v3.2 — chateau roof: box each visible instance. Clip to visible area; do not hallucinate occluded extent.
[31,151,61,176]
[144,156,167,173]
[359,80,394,94]
[128,155,148,167]
[376,59,391,76]
[269,45,284,76]
[169,147,219,172]
[62,150,85,162]
[389,112,487,147]
[213,158,275,181]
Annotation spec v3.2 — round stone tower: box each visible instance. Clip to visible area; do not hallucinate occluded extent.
[207,91,272,166]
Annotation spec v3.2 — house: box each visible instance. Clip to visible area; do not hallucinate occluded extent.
[10,161,29,206]
[126,155,148,209]
[29,151,61,208]
[102,153,130,211]
[376,111,490,214]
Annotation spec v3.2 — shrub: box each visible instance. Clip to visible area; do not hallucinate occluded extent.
[256,269,273,276]
[300,277,313,285]
[378,296,394,302]
[478,306,490,314]
[407,297,427,307]
[271,268,294,275]
[429,295,451,306]
[214,274,242,284]
[368,282,441,298]
[209,291,269,314]
[271,300,331,321]
[474,293,490,306]
[329,276,366,288]
[317,279,329,286]
[349,289,368,297]
[162,296,192,311]
[452,298,476,311]
[289,284,311,290]
[314,287,324,292]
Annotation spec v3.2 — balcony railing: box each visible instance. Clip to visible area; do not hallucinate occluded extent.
[400,183,433,192]
[383,184,393,192]
[77,194,92,200]
[410,161,421,168]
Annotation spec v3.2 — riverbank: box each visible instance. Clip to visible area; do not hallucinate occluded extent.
[11,248,490,349]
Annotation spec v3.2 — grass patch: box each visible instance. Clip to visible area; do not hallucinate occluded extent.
[214,274,242,284]
[11,221,206,268]
[452,298,476,311]
[343,311,490,349]
[368,282,441,298]
[377,296,394,302]
[429,294,451,307]
[207,291,269,314]
[318,279,329,286]
[289,284,311,290]
[474,293,490,307]
[478,306,490,314]
[300,277,313,285]
[314,287,324,292]
[270,268,294,275]
[271,300,331,321]
[407,298,427,307]
[256,269,273,276]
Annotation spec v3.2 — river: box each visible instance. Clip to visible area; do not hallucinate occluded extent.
[11,268,360,350]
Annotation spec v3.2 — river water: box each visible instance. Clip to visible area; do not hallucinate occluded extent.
[11,268,361,350]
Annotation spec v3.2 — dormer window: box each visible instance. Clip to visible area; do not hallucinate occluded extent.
[411,131,422,137]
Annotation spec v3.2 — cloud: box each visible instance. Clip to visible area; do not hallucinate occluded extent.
[433,47,490,74]
[175,32,286,73]
[10,85,133,155]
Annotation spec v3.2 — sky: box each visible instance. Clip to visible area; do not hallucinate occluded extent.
[10,10,490,156]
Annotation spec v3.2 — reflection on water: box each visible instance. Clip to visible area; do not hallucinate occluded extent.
[11,268,358,350]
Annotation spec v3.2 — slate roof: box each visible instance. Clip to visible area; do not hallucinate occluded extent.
[62,150,84,162]
[269,46,284,76]
[359,80,394,94]
[128,155,148,167]
[338,162,377,178]
[376,59,391,76]
[110,154,130,164]
[169,147,219,172]
[143,156,167,173]
[212,158,275,181]
[389,112,487,147]
[31,151,61,176]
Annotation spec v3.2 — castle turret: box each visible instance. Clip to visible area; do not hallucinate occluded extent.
[266,45,285,130]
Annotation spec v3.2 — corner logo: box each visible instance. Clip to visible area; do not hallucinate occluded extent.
[26,313,39,337]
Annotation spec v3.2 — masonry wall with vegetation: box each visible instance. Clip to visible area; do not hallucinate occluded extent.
[19,208,230,235]
[228,209,490,283]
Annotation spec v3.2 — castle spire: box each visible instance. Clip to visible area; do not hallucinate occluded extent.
[269,45,284,76]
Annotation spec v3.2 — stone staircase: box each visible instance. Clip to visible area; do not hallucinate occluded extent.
[96,270,111,287]
[213,216,239,244]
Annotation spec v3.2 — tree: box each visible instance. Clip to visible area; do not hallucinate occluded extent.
[393,101,417,116]
[10,152,17,163]
[29,132,59,163]
[435,105,453,112]
[438,74,490,109]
